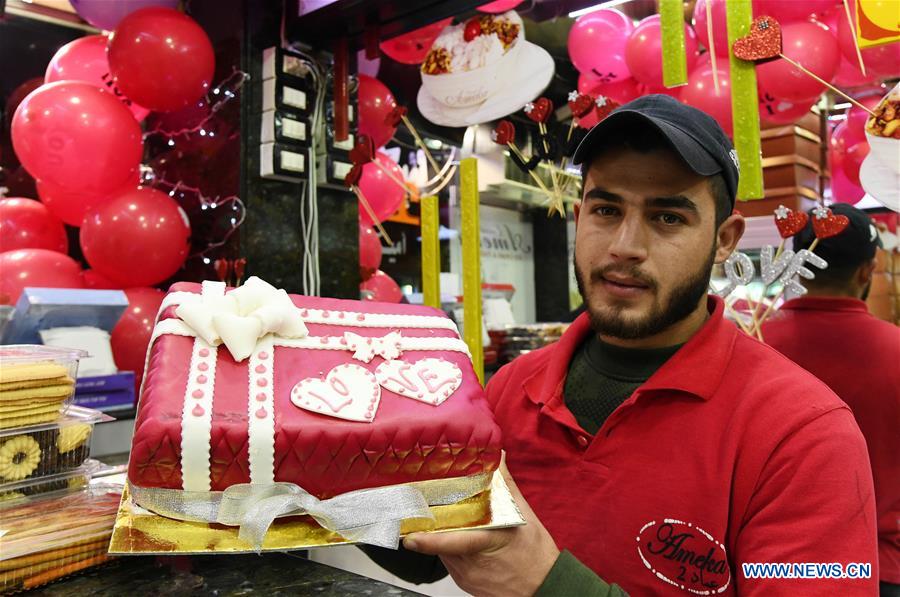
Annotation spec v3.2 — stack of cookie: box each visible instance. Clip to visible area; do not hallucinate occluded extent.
[0,362,76,430]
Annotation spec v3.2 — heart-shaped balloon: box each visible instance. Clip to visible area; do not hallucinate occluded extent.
[344,164,363,188]
[375,358,463,406]
[812,207,850,239]
[732,16,783,63]
[567,92,594,119]
[349,134,376,165]
[291,363,381,422]
[524,97,553,123]
[773,205,809,238]
[491,120,516,145]
[384,105,408,128]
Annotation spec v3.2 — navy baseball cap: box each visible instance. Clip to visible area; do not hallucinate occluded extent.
[793,204,883,268]
[572,95,740,206]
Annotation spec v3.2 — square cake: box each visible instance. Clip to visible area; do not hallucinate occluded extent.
[128,278,502,517]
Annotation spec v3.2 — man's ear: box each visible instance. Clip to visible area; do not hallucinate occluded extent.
[857,257,877,287]
[573,201,581,232]
[715,213,745,264]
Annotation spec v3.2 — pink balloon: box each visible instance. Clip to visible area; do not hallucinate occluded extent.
[680,65,733,137]
[45,35,149,121]
[0,198,68,254]
[753,0,836,22]
[358,152,405,227]
[758,93,816,126]
[477,0,522,12]
[625,15,700,89]
[37,175,139,228]
[577,73,642,105]
[756,20,840,102]
[80,186,191,286]
[830,162,866,205]
[830,120,869,186]
[82,269,121,289]
[358,75,398,149]
[359,225,382,280]
[360,270,402,303]
[693,0,730,57]
[11,81,143,195]
[835,1,900,79]
[0,249,84,305]
[846,95,881,136]
[832,56,876,87]
[568,10,634,81]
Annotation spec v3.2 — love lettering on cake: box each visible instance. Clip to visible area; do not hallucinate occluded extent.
[128,277,502,549]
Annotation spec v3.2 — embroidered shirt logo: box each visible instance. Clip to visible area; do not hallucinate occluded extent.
[637,519,731,594]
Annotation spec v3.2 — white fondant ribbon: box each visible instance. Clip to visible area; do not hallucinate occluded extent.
[175,277,309,361]
[343,331,403,363]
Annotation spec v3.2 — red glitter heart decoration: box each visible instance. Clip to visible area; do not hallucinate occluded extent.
[812,209,850,239]
[491,120,515,145]
[568,93,593,119]
[732,16,782,63]
[774,208,808,239]
[344,164,363,188]
[384,105,408,128]
[349,134,376,166]
[594,96,619,122]
[525,97,553,123]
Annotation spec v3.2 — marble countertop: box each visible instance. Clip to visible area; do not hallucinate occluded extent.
[27,552,425,596]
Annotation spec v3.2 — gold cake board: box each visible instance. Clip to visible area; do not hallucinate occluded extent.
[108,470,525,555]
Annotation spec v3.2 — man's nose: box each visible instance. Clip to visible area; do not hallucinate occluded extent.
[607,214,649,262]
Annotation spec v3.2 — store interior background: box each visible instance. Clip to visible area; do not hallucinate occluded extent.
[1,1,896,593]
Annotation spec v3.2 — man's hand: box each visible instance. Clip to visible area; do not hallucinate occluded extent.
[402,456,560,597]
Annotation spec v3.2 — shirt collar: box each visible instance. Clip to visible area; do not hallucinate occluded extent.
[523,295,736,407]
[780,296,870,314]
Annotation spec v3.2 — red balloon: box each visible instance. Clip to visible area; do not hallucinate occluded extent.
[45,34,149,121]
[360,270,402,303]
[11,81,143,195]
[359,225,382,280]
[379,19,452,65]
[358,152,405,227]
[758,93,816,125]
[835,3,900,79]
[830,121,869,186]
[693,0,730,57]
[80,186,191,286]
[0,198,68,254]
[578,74,642,105]
[831,162,866,205]
[358,75,398,149]
[110,287,164,395]
[756,20,841,102]
[753,0,835,23]
[108,7,215,112]
[680,65,733,137]
[37,174,138,227]
[846,95,881,141]
[82,268,121,289]
[0,249,84,305]
[832,56,876,88]
[4,78,42,130]
[477,0,522,12]
[625,15,700,89]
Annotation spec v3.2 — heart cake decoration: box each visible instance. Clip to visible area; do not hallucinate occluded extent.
[375,358,463,406]
[773,204,809,238]
[292,363,381,422]
[524,97,553,123]
[491,119,516,146]
[811,206,850,239]
[732,16,782,63]
[567,91,594,119]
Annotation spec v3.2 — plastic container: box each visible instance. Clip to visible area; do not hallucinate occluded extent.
[0,459,105,503]
[0,407,110,486]
[0,345,88,429]
[0,484,122,593]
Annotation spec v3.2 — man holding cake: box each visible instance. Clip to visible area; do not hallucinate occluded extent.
[398,96,879,595]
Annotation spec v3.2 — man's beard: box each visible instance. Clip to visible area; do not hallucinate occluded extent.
[574,245,716,340]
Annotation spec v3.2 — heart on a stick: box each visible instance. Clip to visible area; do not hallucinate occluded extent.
[384,105,408,128]
[349,134,376,166]
[524,97,553,123]
[812,207,850,239]
[344,164,363,188]
[291,363,381,422]
[375,358,462,406]
[732,16,782,63]
[491,120,516,145]
[773,205,809,238]
[567,92,594,119]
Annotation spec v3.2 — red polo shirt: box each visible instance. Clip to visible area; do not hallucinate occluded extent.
[487,296,878,595]
[762,296,900,585]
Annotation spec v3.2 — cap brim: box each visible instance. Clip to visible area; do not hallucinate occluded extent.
[572,110,723,178]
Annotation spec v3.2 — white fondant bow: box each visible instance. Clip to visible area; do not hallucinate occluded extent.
[344,331,403,363]
[175,277,308,361]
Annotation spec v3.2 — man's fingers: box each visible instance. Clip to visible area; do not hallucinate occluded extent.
[403,529,507,556]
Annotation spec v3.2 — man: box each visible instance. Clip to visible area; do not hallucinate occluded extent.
[369,95,877,595]
[762,204,899,597]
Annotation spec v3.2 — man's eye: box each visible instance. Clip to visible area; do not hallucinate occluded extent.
[595,206,619,217]
[656,213,684,225]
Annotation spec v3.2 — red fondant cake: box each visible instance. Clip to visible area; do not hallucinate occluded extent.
[128,279,502,501]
